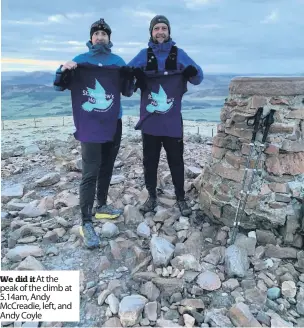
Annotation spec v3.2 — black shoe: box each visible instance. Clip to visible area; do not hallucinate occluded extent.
[95,204,123,220]
[139,196,157,214]
[177,199,192,217]
[79,222,100,249]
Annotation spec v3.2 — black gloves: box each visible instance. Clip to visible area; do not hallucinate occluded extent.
[120,66,134,79]
[133,68,147,92]
[183,65,198,78]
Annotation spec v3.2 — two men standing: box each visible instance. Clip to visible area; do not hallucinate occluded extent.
[54,15,203,248]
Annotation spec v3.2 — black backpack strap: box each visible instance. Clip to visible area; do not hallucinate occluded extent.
[165,45,178,70]
[146,47,158,71]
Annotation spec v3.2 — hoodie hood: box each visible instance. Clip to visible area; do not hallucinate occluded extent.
[148,38,176,55]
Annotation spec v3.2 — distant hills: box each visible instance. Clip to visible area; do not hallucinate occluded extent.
[1,70,303,121]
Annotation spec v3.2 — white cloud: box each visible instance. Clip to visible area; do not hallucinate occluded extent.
[116,41,146,47]
[39,46,85,52]
[38,40,85,46]
[66,12,94,19]
[261,10,279,24]
[185,0,219,9]
[4,19,45,26]
[4,13,94,26]
[133,10,157,19]
[47,14,66,23]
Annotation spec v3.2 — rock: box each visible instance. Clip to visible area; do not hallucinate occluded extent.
[171,254,201,272]
[98,256,111,272]
[106,294,120,315]
[140,318,150,326]
[6,245,44,262]
[124,205,144,225]
[18,236,37,244]
[235,234,256,256]
[35,173,60,187]
[102,222,119,238]
[186,166,202,178]
[54,191,78,208]
[150,236,175,266]
[204,246,225,266]
[43,231,58,244]
[110,175,125,185]
[137,222,151,238]
[270,313,293,327]
[153,209,171,223]
[296,287,304,315]
[183,231,204,261]
[118,294,148,327]
[183,313,195,327]
[256,230,276,245]
[1,184,24,203]
[16,256,45,270]
[205,309,234,327]
[19,200,47,218]
[265,244,297,259]
[66,158,82,172]
[144,301,158,321]
[156,319,181,327]
[151,277,183,297]
[256,311,271,326]
[102,317,122,327]
[225,245,249,278]
[267,287,281,300]
[140,281,160,301]
[6,200,27,211]
[222,278,240,291]
[173,217,190,231]
[228,302,262,327]
[244,288,267,308]
[98,290,111,306]
[181,299,205,310]
[281,281,297,298]
[196,271,221,291]
[209,292,234,309]
[46,246,59,256]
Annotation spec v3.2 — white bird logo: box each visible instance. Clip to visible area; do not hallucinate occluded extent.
[82,79,113,112]
[146,85,173,114]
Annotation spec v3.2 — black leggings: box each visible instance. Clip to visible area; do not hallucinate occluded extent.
[79,119,122,221]
[142,133,185,200]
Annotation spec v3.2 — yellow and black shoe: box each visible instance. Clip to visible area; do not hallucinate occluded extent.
[79,222,100,249]
[95,204,123,220]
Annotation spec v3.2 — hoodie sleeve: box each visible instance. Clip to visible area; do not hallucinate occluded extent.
[53,66,72,91]
[127,49,147,68]
[177,48,204,85]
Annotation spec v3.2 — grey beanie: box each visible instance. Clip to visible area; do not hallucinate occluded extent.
[149,15,171,36]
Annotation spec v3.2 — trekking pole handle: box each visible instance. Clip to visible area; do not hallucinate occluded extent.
[262,109,275,143]
[247,107,264,142]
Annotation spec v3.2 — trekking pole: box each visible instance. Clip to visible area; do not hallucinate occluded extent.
[230,107,264,243]
[230,109,275,244]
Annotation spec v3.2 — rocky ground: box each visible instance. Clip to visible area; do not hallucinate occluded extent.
[1,130,304,327]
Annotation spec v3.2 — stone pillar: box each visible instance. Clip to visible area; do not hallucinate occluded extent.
[199,77,304,247]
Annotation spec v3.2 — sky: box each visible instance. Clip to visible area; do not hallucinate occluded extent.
[1,0,304,74]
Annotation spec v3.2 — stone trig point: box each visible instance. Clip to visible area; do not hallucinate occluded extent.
[199,77,304,247]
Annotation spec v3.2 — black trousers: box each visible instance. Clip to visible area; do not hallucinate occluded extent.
[79,119,122,222]
[142,133,185,200]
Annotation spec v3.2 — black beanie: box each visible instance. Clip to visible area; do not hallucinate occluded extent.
[149,15,171,36]
[90,18,112,39]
